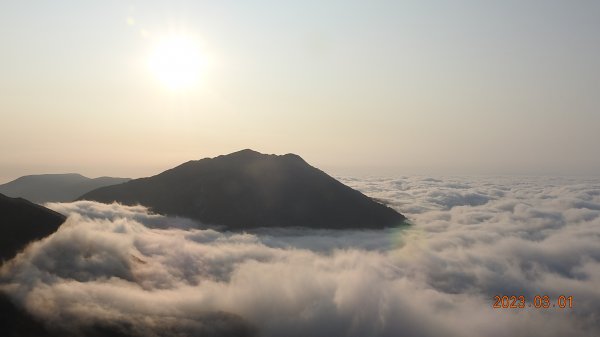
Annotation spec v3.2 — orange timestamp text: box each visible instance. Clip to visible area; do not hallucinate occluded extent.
[493,295,574,309]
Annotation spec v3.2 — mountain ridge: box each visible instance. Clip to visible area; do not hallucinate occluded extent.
[0,173,130,203]
[80,150,406,229]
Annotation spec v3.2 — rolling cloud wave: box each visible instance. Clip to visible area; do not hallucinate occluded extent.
[1,176,600,336]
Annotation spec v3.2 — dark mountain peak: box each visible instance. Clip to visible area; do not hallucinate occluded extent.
[212,149,269,163]
[80,151,406,230]
[213,149,307,166]
[213,149,300,163]
[224,148,264,158]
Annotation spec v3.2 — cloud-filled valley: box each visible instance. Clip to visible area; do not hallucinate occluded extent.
[1,176,600,336]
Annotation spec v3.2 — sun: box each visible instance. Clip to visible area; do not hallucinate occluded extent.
[148,35,205,90]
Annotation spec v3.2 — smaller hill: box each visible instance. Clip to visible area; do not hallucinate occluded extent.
[0,174,130,203]
[0,193,66,262]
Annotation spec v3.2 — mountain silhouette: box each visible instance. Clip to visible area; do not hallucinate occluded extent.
[0,193,66,262]
[0,174,130,203]
[80,150,406,229]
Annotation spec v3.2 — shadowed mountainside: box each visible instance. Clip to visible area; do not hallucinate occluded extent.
[80,149,406,229]
[0,293,60,337]
[0,293,257,337]
[0,174,130,203]
[0,193,66,262]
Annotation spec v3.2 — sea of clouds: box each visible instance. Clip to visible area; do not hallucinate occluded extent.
[1,176,599,337]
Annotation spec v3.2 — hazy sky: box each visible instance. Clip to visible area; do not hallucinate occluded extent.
[1,1,599,182]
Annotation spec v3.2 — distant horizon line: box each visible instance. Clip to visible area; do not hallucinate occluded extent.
[2,168,599,185]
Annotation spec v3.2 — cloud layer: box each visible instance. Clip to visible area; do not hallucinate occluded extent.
[1,176,600,336]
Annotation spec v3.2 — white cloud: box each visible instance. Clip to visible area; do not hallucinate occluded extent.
[1,176,600,336]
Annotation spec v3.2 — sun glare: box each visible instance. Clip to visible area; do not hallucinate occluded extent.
[148,35,205,90]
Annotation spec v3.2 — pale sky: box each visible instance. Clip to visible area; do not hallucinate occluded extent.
[1,0,599,183]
